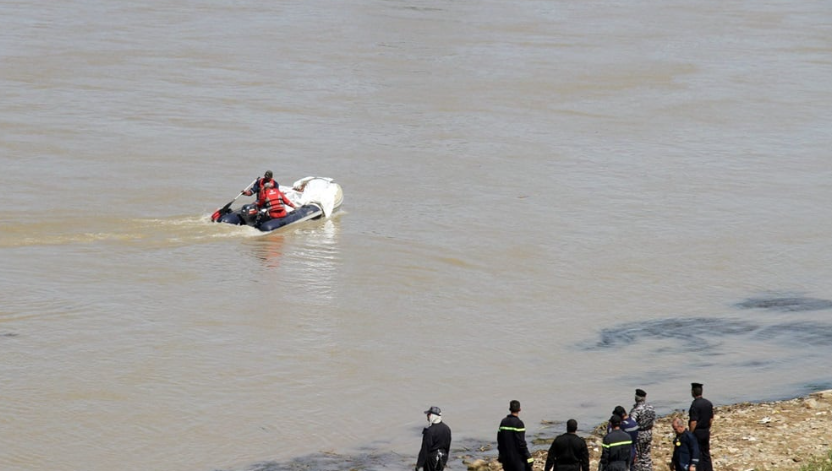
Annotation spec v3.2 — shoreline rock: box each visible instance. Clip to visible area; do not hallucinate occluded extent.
[461,390,832,471]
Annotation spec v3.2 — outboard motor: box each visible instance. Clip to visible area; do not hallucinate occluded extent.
[240,203,260,226]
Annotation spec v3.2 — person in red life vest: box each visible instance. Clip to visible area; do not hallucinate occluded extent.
[257,181,296,219]
[242,170,277,197]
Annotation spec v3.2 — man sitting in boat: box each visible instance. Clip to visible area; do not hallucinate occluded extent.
[242,170,277,197]
[257,181,296,220]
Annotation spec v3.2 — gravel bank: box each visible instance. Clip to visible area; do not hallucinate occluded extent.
[463,390,832,471]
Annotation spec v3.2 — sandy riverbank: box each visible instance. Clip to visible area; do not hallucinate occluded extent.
[462,390,832,471]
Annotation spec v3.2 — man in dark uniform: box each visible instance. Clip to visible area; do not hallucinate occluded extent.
[688,383,713,471]
[600,414,632,471]
[416,406,452,471]
[608,406,638,470]
[544,418,589,471]
[497,400,534,471]
[672,418,700,471]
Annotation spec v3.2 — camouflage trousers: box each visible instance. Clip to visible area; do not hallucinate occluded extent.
[633,432,652,471]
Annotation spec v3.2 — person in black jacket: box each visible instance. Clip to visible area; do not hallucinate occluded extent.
[672,418,699,471]
[544,419,590,471]
[688,383,713,471]
[600,414,632,471]
[416,406,452,471]
[498,400,534,471]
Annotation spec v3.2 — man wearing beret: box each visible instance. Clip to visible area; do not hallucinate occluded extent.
[688,383,714,471]
[629,389,655,471]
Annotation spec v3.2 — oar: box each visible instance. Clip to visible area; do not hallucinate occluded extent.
[211,178,258,221]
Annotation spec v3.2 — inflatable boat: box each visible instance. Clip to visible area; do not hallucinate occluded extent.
[211,177,343,232]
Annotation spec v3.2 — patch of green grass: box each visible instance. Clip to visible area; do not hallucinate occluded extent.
[799,451,832,471]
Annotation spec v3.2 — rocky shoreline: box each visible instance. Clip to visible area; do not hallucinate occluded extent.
[462,390,832,471]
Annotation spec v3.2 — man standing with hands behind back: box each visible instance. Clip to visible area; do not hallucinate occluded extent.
[688,383,714,471]
[416,406,451,471]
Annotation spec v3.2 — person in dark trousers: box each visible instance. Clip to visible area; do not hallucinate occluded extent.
[416,406,452,471]
[544,418,590,471]
[630,389,655,471]
[672,418,700,471]
[607,406,638,470]
[600,414,632,471]
[688,383,713,471]
[498,400,534,471]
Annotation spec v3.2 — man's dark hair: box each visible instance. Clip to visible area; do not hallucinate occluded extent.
[566,419,578,433]
[509,400,521,413]
[692,385,703,396]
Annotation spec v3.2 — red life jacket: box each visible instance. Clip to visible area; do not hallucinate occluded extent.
[260,187,288,218]
[255,177,276,193]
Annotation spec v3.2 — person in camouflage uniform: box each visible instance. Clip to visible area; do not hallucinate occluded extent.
[629,388,656,471]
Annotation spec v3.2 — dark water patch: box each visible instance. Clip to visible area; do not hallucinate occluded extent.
[801,381,832,393]
[590,317,757,350]
[590,316,832,355]
[400,6,444,11]
[688,359,717,369]
[222,451,407,471]
[734,359,775,368]
[753,321,832,347]
[0,332,18,338]
[217,438,502,471]
[737,296,832,312]
[654,343,724,356]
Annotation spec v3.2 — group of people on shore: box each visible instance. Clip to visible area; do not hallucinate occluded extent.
[595,383,713,471]
[415,383,714,471]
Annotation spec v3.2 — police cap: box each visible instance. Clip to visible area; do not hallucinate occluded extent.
[424,406,441,416]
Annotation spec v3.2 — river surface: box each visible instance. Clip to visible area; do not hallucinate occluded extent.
[2,1,832,470]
